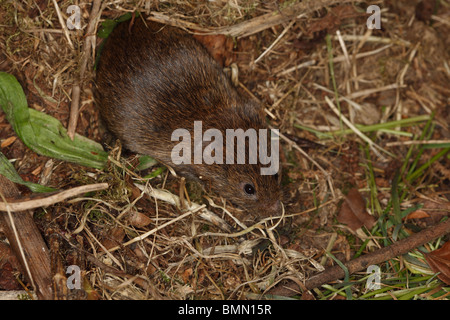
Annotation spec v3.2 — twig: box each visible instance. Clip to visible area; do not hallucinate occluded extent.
[276,60,316,77]
[386,140,450,147]
[106,203,206,254]
[0,183,109,212]
[0,175,53,300]
[336,30,350,69]
[274,129,336,199]
[149,0,359,38]
[215,0,357,38]
[313,83,403,103]
[315,82,403,100]
[331,34,411,47]
[267,218,450,296]
[0,191,36,295]
[67,0,102,139]
[431,15,450,27]
[67,85,80,140]
[254,20,296,64]
[333,44,392,63]
[51,0,74,49]
[134,183,232,232]
[324,96,392,159]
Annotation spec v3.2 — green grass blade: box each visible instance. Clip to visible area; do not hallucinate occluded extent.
[294,115,430,140]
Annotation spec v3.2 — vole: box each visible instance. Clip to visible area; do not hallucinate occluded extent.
[95,18,281,218]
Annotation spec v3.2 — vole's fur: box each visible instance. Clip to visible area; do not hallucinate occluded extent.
[95,18,281,217]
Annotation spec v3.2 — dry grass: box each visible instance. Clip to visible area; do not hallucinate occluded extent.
[0,0,449,300]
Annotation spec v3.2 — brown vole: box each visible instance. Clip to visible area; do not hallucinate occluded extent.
[95,18,281,218]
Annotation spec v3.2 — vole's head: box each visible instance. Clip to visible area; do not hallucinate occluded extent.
[190,123,282,220]
[207,162,282,219]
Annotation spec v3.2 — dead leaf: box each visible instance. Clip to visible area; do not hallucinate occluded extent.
[101,227,125,251]
[337,188,376,231]
[377,89,397,108]
[414,200,450,225]
[338,201,363,231]
[1,136,17,148]
[83,276,100,300]
[354,103,381,125]
[193,34,234,66]
[416,0,436,23]
[307,5,362,36]
[434,161,450,180]
[375,177,390,189]
[127,209,152,228]
[181,268,193,284]
[0,242,22,290]
[301,290,316,300]
[406,210,430,220]
[31,164,43,176]
[424,241,450,285]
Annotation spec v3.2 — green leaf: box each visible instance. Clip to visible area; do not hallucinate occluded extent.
[94,11,140,69]
[97,12,138,38]
[0,152,55,192]
[135,154,158,171]
[0,72,108,170]
[97,19,118,39]
[143,166,166,179]
[327,251,353,300]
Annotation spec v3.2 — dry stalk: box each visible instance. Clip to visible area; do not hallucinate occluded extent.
[275,129,337,200]
[333,44,393,63]
[254,20,296,64]
[134,183,233,232]
[51,0,74,49]
[385,140,450,147]
[148,0,362,38]
[0,183,109,212]
[105,201,206,254]
[324,96,390,159]
[330,34,412,47]
[0,191,36,294]
[67,0,102,139]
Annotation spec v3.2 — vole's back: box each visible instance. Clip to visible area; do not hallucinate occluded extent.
[96,19,256,161]
[95,18,281,218]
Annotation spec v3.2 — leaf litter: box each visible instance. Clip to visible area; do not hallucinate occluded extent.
[0,0,449,300]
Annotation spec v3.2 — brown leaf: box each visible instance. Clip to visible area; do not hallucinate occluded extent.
[101,227,125,251]
[127,209,152,228]
[416,0,436,23]
[193,34,234,67]
[425,241,450,285]
[83,276,100,300]
[0,242,22,290]
[307,5,362,35]
[337,188,376,231]
[27,0,48,19]
[0,241,19,266]
[338,201,363,231]
[31,164,43,176]
[406,210,430,220]
[1,136,17,148]
[413,200,450,225]
[181,268,193,284]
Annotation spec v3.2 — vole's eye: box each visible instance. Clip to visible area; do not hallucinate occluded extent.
[243,183,256,195]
